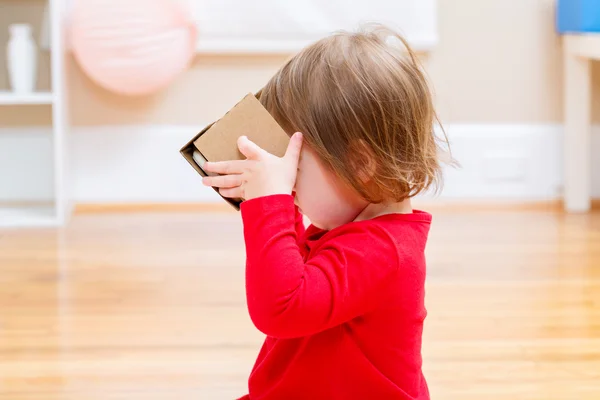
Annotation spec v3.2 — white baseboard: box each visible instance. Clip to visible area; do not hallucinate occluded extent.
[69,126,223,203]
[0,124,598,203]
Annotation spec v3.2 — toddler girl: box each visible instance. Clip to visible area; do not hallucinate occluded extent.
[202,24,450,400]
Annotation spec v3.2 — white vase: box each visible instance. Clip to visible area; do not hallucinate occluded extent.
[7,24,38,94]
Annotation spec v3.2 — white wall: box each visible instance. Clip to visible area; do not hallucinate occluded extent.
[190,0,437,52]
[3,0,599,205]
[1,124,598,204]
[0,0,569,128]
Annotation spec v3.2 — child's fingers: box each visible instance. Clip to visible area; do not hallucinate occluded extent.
[203,160,246,174]
[284,132,303,163]
[219,186,244,199]
[238,136,266,160]
[202,174,243,189]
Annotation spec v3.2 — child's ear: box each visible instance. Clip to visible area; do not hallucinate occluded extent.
[348,140,377,183]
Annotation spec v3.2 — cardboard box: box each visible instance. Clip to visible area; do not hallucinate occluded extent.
[180,93,291,210]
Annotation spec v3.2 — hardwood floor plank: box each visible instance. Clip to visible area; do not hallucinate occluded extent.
[1,209,599,399]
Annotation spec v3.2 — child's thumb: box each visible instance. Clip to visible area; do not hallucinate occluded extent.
[285,132,303,163]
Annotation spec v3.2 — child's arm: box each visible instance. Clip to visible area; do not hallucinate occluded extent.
[241,194,399,339]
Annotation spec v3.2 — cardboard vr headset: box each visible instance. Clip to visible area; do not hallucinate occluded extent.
[180,93,291,210]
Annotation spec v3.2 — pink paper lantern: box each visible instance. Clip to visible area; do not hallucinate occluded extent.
[70,0,197,96]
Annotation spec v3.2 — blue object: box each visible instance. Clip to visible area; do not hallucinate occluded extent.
[557,0,600,33]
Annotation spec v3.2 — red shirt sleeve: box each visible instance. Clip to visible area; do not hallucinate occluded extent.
[291,191,306,239]
[240,194,400,339]
[294,204,306,239]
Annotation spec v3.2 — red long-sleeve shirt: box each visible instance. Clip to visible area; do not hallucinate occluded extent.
[238,194,431,400]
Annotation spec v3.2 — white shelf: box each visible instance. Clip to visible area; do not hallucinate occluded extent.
[0,205,57,228]
[0,91,54,105]
[0,0,71,229]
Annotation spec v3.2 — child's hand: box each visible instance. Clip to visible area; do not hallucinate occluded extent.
[202,132,303,201]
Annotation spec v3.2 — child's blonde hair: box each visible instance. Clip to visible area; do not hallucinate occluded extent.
[258,24,451,203]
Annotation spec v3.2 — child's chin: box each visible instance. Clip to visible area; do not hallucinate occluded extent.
[309,218,327,230]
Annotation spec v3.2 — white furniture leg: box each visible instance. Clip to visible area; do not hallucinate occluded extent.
[564,48,591,213]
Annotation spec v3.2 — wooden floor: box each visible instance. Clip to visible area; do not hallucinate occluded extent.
[1,208,599,399]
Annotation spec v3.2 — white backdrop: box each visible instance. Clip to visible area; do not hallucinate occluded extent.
[190,0,438,53]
